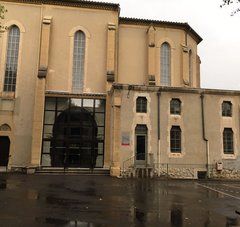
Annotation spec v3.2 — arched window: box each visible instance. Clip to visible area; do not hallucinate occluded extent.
[223,128,234,154]
[222,101,232,117]
[136,97,147,113]
[189,49,193,86]
[4,25,20,92]
[72,31,86,93]
[170,126,181,153]
[170,98,181,115]
[160,42,171,86]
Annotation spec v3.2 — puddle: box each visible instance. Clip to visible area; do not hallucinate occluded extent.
[35,217,102,226]
[171,207,183,227]
[0,180,6,189]
[135,208,145,223]
[27,189,39,200]
[226,217,239,226]
[46,196,88,206]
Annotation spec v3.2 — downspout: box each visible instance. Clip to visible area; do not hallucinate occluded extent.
[200,93,210,178]
[157,91,161,175]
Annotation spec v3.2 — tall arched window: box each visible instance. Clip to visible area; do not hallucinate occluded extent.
[72,31,86,93]
[4,25,20,92]
[160,42,171,86]
[189,49,193,86]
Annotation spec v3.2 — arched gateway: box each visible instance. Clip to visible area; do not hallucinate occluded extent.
[50,107,98,168]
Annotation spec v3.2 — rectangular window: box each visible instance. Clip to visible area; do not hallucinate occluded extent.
[223,128,234,154]
[136,97,147,113]
[170,126,181,153]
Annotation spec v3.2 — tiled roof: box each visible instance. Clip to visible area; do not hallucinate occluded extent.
[120,17,203,44]
[2,0,120,11]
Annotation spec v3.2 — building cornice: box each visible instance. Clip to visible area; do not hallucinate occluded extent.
[2,0,120,11]
[112,84,240,96]
[119,17,203,44]
[45,90,107,99]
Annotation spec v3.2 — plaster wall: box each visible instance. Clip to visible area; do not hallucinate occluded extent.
[0,2,41,166]
[118,24,199,87]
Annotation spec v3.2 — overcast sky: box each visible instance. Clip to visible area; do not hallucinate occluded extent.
[98,0,240,90]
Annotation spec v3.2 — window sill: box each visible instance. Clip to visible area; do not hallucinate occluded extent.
[222,154,236,159]
[0,92,15,99]
[168,152,183,158]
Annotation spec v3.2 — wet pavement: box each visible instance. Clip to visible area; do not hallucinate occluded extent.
[0,174,240,227]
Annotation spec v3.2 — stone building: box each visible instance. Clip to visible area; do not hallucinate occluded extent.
[0,0,239,178]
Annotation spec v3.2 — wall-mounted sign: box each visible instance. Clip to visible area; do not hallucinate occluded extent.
[122,132,130,146]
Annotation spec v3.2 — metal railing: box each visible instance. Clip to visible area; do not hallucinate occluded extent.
[122,153,154,175]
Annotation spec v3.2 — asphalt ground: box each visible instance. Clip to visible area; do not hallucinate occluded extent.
[0,174,240,227]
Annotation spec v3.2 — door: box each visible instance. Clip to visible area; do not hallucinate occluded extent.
[135,125,148,166]
[0,137,10,166]
[136,135,146,161]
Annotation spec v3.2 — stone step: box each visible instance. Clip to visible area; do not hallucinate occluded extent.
[36,168,110,176]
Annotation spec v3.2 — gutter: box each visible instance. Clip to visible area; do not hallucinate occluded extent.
[200,93,210,178]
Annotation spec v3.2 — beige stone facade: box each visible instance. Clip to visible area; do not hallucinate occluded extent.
[0,0,239,179]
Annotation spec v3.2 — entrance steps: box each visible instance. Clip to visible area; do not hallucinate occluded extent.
[36,167,110,176]
[122,167,154,178]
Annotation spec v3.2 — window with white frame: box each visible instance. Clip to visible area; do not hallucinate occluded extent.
[72,31,86,93]
[160,42,171,86]
[4,25,20,92]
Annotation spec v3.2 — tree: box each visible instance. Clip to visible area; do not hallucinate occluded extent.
[220,0,240,16]
[0,4,7,31]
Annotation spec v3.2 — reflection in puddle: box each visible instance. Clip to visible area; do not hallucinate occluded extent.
[27,189,39,200]
[226,217,239,227]
[35,217,102,227]
[46,196,88,206]
[135,208,145,223]
[0,180,6,189]
[171,206,183,227]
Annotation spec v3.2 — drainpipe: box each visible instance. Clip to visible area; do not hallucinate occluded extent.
[157,91,161,175]
[200,93,210,178]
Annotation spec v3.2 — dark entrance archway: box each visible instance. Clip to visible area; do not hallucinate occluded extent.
[0,136,10,166]
[50,107,98,168]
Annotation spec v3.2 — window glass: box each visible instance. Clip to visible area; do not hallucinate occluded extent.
[95,100,105,113]
[4,25,20,92]
[72,31,85,93]
[136,97,147,113]
[44,111,55,125]
[95,113,105,127]
[170,126,181,153]
[223,128,234,154]
[57,98,69,111]
[170,99,181,115]
[45,98,56,111]
[189,50,193,86]
[160,42,171,86]
[222,101,232,117]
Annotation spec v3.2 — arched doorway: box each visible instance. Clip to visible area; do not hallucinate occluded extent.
[0,137,10,166]
[50,107,98,168]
